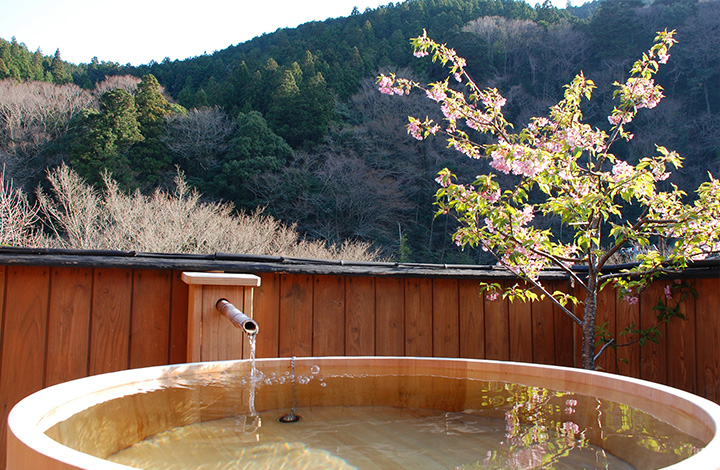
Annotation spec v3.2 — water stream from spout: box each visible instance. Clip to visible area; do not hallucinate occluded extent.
[248,333,258,416]
[237,333,261,434]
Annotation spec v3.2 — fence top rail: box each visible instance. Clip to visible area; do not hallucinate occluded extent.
[0,247,717,279]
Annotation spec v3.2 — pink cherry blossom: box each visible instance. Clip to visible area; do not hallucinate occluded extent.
[624,295,639,305]
[408,120,423,140]
[426,87,447,102]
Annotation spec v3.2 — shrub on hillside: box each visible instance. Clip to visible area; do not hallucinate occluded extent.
[18,164,379,261]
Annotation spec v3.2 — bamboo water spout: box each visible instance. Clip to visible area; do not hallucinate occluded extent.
[216,299,258,336]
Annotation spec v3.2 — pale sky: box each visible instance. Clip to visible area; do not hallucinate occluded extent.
[1,0,579,66]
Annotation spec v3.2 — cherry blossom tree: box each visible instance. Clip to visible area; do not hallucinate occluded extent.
[379,30,720,370]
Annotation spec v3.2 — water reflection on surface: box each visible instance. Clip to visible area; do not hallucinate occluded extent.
[109,406,633,470]
[47,365,703,470]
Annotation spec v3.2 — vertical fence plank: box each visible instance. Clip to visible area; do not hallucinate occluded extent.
[573,284,587,368]
[433,278,459,358]
[168,271,188,364]
[531,284,555,365]
[696,277,720,402]
[485,280,510,361]
[615,292,641,378]
[459,279,484,359]
[89,269,132,375]
[405,278,432,357]
[0,266,49,466]
[45,267,92,386]
[0,265,5,357]
[313,276,345,356]
[666,278,696,394]
[278,274,313,357]
[255,273,280,358]
[553,281,575,367]
[345,276,375,356]
[0,264,4,384]
[375,277,404,356]
[639,281,667,384]
[595,285,617,373]
[129,270,172,368]
[509,287,533,363]
[0,264,4,466]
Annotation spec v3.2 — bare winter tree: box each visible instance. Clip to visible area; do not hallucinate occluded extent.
[35,163,380,260]
[92,75,142,98]
[462,16,542,81]
[0,80,95,155]
[0,168,40,246]
[309,151,412,244]
[164,107,234,173]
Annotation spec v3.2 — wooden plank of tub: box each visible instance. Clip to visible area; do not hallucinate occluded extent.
[696,277,720,402]
[459,279,484,359]
[312,275,345,356]
[345,276,375,356]
[509,286,533,363]
[255,273,280,358]
[89,268,132,374]
[433,278,459,357]
[640,281,667,384]
[129,270,172,368]
[375,277,404,356]
[168,270,189,364]
[278,273,313,357]
[405,278,432,357]
[0,266,49,466]
[45,267,92,386]
[484,280,509,360]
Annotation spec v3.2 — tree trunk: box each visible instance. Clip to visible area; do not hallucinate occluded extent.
[582,286,597,370]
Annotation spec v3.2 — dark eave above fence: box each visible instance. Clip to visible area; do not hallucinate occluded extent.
[0,247,717,279]
[0,246,562,279]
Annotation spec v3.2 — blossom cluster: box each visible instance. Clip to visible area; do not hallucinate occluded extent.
[377,74,414,96]
[607,30,676,138]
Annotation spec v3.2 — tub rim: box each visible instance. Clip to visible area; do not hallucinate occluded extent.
[8,356,720,470]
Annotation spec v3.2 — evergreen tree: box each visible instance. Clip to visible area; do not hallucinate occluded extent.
[212,111,292,208]
[267,69,335,148]
[68,89,142,185]
[588,0,645,58]
[50,49,70,84]
[129,74,186,186]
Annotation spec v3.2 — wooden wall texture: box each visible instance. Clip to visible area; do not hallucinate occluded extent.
[0,263,718,468]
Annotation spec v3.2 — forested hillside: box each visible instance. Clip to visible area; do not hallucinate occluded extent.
[1,0,718,262]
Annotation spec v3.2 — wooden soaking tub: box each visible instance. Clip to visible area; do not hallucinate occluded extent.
[7,357,720,469]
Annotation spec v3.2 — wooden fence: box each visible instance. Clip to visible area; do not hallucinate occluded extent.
[0,256,718,467]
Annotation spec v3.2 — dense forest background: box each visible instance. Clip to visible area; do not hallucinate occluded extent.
[0,0,718,263]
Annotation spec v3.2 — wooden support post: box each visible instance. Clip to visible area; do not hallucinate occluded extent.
[181,272,261,362]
